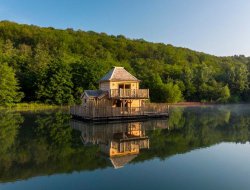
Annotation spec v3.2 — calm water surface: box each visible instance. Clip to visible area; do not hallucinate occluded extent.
[0,105,250,190]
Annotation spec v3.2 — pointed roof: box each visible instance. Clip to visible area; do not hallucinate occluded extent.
[99,67,140,82]
[110,154,137,169]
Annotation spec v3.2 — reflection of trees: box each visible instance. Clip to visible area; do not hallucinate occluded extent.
[136,106,250,162]
[168,107,185,129]
[1,106,250,182]
[0,111,109,183]
[35,112,73,147]
[0,111,23,170]
[0,112,23,153]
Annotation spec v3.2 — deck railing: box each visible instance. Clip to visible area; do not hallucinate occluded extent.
[109,89,149,99]
[70,104,169,119]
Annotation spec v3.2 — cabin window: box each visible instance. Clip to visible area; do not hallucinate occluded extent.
[84,99,87,103]
[118,84,131,89]
[119,84,123,89]
[125,84,131,89]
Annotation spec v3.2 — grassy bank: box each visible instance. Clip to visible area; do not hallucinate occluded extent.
[0,103,67,111]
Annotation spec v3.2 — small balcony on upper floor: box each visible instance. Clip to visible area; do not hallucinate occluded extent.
[109,89,149,99]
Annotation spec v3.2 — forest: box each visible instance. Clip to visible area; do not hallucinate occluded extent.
[0,21,249,105]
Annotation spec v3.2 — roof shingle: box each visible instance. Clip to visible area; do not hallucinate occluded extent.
[100,67,140,82]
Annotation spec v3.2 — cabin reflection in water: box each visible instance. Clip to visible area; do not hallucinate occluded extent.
[71,120,169,169]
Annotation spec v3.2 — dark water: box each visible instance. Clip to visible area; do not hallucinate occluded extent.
[0,105,250,190]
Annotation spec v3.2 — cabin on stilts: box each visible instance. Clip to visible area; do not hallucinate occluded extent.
[70,66,169,121]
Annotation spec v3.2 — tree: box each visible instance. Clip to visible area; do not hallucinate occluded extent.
[181,67,196,101]
[217,85,231,103]
[222,63,249,97]
[36,60,74,105]
[0,63,23,106]
[160,82,183,103]
[2,39,16,64]
[0,21,249,104]
[146,73,183,103]
[71,58,112,103]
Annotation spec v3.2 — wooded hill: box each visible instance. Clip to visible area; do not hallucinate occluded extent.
[0,21,249,105]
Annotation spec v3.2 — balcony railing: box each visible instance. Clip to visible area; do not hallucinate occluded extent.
[109,89,149,99]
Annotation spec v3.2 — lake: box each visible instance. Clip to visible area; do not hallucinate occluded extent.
[0,104,250,190]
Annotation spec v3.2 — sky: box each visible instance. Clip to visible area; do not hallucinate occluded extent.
[0,0,250,56]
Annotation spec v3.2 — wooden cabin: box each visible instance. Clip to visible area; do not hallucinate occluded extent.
[71,119,170,168]
[71,121,150,169]
[70,66,169,120]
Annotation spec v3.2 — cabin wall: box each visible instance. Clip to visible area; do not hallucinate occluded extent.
[130,100,141,108]
[95,98,113,107]
[99,82,110,91]
[128,123,143,137]
[100,142,122,156]
[84,98,112,108]
[100,81,139,90]
[108,141,139,156]
[110,81,139,90]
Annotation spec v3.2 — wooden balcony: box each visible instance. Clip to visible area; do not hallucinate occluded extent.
[109,89,149,99]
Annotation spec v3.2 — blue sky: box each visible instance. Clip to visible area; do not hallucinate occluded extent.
[0,0,250,56]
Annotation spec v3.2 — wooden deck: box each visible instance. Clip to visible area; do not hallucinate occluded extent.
[70,104,169,121]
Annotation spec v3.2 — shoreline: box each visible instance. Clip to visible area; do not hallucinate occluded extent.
[0,102,249,112]
[170,102,215,107]
[0,103,68,112]
[170,102,250,107]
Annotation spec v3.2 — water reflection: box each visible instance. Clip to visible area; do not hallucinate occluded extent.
[0,111,23,155]
[71,120,169,168]
[0,105,250,184]
[0,111,109,183]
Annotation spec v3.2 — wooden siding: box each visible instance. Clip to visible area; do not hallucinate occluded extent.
[99,82,110,91]
[109,81,139,90]
[130,99,141,109]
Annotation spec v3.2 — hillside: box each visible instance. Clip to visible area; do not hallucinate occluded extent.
[0,21,249,105]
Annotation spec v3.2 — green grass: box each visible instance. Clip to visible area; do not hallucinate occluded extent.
[0,103,68,111]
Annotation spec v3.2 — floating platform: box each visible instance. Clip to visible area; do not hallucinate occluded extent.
[70,104,170,122]
[71,112,169,122]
